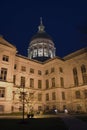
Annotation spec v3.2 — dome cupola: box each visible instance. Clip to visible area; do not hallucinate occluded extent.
[28,18,56,61]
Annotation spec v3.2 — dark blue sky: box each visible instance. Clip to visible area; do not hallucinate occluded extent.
[0,0,87,57]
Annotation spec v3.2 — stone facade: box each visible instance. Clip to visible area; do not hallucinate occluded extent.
[0,36,87,113]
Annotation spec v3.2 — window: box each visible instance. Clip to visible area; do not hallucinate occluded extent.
[81,65,87,85]
[29,93,34,100]
[38,70,42,75]
[20,76,25,87]
[60,77,64,87]
[45,70,48,75]
[38,80,42,89]
[75,91,80,99]
[21,66,26,72]
[30,78,34,88]
[38,106,42,111]
[59,67,63,73]
[14,64,17,69]
[73,67,79,86]
[52,92,56,100]
[0,88,5,98]
[51,77,55,87]
[46,93,49,101]
[46,79,49,89]
[12,91,15,100]
[84,90,87,98]
[51,67,55,73]
[62,92,65,100]
[13,75,16,85]
[30,68,34,73]
[0,68,7,81]
[0,105,4,112]
[38,93,42,101]
[2,55,9,62]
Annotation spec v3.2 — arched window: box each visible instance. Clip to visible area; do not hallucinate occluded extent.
[81,64,87,85]
[73,67,79,86]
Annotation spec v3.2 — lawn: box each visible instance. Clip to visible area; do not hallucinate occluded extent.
[0,117,68,130]
[75,115,87,122]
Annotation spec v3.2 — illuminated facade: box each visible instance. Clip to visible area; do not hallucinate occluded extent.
[0,20,87,114]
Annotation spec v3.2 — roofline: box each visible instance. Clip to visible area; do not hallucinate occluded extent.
[63,47,87,60]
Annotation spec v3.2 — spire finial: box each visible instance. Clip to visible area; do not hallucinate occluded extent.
[40,17,43,25]
[38,17,45,32]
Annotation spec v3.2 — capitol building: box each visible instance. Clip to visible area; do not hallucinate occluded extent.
[0,19,87,114]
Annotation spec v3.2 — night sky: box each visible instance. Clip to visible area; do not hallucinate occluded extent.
[0,0,87,58]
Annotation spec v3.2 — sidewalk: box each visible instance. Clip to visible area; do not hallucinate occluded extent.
[60,114,87,130]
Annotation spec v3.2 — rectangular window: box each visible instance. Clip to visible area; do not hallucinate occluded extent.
[51,67,55,73]
[51,77,55,87]
[46,79,49,89]
[0,105,4,112]
[20,76,25,87]
[60,77,64,87]
[84,90,87,98]
[14,64,17,69]
[38,80,42,89]
[38,93,42,101]
[45,70,48,75]
[62,92,65,100]
[30,78,34,88]
[13,75,16,85]
[0,68,7,81]
[0,88,5,98]
[59,67,63,73]
[38,70,42,75]
[46,93,49,101]
[30,68,34,73]
[52,92,56,100]
[21,66,26,71]
[29,93,34,100]
[75,91,80,99]
[2,55,9,62]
